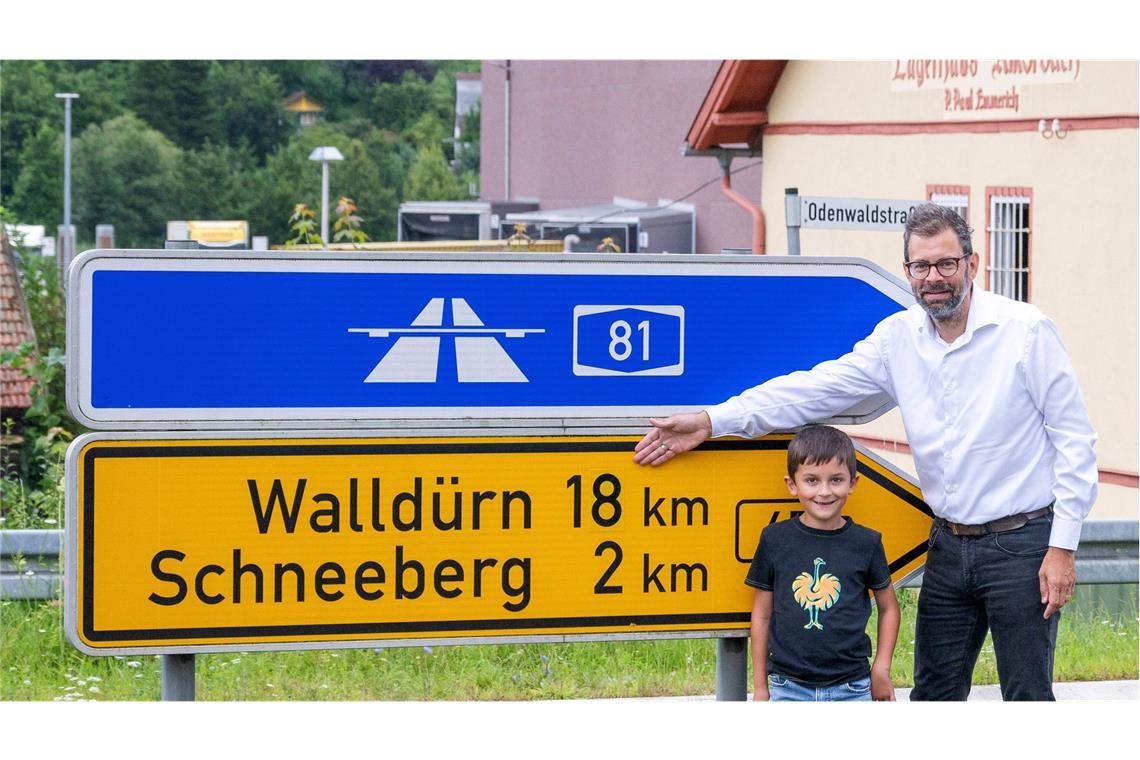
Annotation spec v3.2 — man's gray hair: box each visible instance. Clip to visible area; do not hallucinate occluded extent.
[903,203,973,261]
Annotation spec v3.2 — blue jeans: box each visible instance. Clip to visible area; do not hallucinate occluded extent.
[911,513,1058,701]
[768,673,872,702]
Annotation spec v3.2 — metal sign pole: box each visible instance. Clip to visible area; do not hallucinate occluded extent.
[715,637,748,701]
[785,187,801,256]
[161,654,195,701]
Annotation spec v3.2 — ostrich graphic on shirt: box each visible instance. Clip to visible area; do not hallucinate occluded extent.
[792,557,842,630]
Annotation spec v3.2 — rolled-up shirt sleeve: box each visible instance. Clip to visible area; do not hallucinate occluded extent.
[706,321,896,439]
[1022,317,1098,550]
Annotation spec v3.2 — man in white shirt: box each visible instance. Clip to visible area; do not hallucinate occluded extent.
[634,203,1098,700]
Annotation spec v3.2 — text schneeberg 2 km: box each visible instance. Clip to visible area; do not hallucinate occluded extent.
[147,476,535,612]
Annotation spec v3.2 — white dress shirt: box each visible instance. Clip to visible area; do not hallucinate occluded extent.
[706,287,1098,550]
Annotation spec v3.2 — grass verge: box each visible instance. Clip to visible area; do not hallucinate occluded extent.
[2,588,1136,701]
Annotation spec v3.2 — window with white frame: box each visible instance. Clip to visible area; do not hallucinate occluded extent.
[930,192,969,224]
[988,194,1031,302]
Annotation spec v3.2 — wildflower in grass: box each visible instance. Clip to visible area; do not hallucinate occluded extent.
[44,518,57,525]
[89,686,100,693]
[88,676,101,682]
[423,646,433,654]
[24,679,32,685]
[126,661,141,668]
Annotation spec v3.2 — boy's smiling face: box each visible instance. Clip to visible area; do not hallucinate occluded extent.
[785,457,858,530]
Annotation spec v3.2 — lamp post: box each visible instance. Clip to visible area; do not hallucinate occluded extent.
[55,92,79,275]
[308,146,344,245]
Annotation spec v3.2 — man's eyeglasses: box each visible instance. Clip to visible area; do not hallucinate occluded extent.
[904,253,972,279]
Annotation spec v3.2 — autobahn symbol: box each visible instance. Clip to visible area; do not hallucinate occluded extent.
[349,297,545,383]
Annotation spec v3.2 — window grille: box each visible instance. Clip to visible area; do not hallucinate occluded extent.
[987,194,1031,302]
[930,192,969,224]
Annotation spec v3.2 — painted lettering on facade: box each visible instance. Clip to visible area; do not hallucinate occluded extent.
[890,59,1081,119]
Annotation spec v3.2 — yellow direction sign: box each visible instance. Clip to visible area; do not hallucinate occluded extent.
[65,433,931,654]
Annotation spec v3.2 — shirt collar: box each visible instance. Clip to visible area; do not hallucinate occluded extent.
[915,284,997,343]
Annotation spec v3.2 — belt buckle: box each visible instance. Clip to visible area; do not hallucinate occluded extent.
[948,521,980,537]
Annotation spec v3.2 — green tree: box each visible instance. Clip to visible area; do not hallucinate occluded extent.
[174,141,256,221]
[0,60,131,215]
[407,112,448,150]
[8,122,63,228]
[405,144,460,201]
[369,70,437,134]
[208,61,289,160]
[0,61,60,201]
[128,60,220,149]
[72,113,181,248]
[61,61,132,136]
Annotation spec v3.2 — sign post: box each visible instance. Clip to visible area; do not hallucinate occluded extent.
[784,187,802,256]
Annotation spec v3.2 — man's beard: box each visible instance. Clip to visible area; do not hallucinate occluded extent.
[914,280,967,322]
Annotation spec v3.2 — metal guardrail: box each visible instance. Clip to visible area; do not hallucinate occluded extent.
[1,529,62,600]
[3,521,1137,601]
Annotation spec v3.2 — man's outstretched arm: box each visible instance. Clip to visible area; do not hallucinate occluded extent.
[633,323,895,467]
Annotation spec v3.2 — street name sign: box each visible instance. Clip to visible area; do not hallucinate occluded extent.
[66,432,931,655]
[66,250,914,429]
[798,196,922,231]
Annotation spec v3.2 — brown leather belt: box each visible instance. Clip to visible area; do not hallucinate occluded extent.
[939,505,1054,537]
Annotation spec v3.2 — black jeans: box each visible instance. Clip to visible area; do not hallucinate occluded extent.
[911,513,1058,701]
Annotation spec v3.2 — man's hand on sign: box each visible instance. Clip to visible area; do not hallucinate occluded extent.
[633,412,712,466]
[1039,546,1077,619]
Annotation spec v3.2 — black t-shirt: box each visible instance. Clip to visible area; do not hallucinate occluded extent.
[745,515,891,687]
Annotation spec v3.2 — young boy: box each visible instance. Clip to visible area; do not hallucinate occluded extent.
[747,425,900,701]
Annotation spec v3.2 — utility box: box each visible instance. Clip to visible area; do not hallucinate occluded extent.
[397,200,540,242]
[500,200,696,253]
[167,220,249,250]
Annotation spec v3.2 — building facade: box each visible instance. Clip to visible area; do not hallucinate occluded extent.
[480,59,1139,519]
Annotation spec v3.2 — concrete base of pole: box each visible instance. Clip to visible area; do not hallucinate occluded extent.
[162,654,195,701]
[715,637,748,701]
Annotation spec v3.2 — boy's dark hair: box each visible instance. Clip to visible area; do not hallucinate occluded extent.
[787,425,857,479]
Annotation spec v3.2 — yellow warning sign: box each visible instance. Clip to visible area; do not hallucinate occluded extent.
[67,434,931,653]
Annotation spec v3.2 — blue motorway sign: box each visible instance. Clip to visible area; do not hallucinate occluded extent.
[67,251,914,428]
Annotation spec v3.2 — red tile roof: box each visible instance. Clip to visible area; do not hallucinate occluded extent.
[1,227,36,412]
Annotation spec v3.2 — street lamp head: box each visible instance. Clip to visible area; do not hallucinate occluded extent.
[308,146,344,162]
[54,92,80,100]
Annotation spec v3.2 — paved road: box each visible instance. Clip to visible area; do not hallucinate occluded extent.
[591,680,1139,701]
